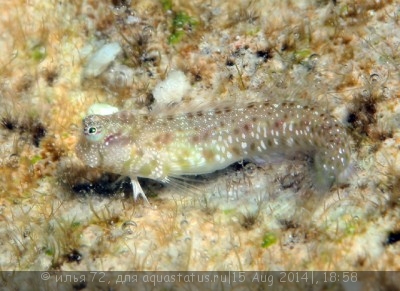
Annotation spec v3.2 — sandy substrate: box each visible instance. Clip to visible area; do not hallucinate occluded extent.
[0,1,399,286]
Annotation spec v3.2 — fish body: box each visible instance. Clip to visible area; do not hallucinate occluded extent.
[76,101,352,202]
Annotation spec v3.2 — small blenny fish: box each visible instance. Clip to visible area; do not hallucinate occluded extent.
[76,101,352,203]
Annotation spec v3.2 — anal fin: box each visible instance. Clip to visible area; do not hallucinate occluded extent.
[131,177,150,205]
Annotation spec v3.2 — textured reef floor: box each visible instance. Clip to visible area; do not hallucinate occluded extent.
[0,0,399,283]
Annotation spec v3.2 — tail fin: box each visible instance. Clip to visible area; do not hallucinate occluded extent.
[310,151,353,192]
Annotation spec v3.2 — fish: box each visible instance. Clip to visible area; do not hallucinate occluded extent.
[75,101,352,203]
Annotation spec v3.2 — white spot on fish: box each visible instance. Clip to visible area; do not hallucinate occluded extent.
[260,140,266,149]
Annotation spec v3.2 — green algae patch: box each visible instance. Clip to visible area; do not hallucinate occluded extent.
[261,232,277,248]
[223,209,236,215]
[293,49,312,64]
[168,11,198,44]
[30,155,42,165]
[160,0,172,11]
[31,43,46,62]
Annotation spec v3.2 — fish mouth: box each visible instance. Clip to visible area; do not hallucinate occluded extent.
[104,133,130,146]
[104,133,122,145]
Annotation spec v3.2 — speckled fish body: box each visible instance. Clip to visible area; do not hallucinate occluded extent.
[76,101,352,202]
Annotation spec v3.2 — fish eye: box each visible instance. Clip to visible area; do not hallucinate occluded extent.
[88,127,97,134]
[84,125,103,142]
[83,116,104,142]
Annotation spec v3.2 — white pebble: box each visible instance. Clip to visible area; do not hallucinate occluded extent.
[83,42,122,78]
[87,103,119,116]
[152,70,190,105]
